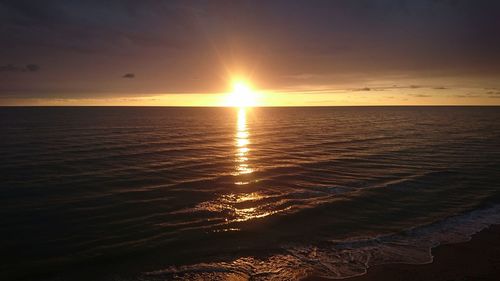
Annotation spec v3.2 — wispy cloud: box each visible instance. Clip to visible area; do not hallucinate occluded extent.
[0,64,40,72]
[410,94,431,98]
[486,90,500,95]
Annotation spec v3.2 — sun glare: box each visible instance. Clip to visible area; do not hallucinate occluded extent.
[225,81,258,107]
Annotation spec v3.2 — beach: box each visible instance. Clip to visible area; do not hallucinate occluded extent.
[307,224,500,281]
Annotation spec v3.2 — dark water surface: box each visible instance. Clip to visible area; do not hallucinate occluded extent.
[1,107,500,280]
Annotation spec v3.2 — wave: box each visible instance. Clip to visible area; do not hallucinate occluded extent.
[141,204,500,280]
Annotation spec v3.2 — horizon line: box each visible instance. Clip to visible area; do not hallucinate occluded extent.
[2,105,500,108]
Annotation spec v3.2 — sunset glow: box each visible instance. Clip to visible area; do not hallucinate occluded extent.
[3,2,500,281]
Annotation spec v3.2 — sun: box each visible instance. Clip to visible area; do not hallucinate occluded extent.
[225,80,258,107]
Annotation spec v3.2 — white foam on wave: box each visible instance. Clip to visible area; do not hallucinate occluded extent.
[140,204,500,280]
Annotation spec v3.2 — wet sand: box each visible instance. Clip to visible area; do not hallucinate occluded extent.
[306,225,500,281]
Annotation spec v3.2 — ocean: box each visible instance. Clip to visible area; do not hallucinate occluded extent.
[1,106,500,280]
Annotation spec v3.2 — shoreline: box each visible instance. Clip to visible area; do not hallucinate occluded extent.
[305,224,500,281]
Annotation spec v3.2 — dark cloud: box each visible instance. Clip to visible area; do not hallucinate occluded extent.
[0,64,39,72]
[122,73,135,79]
[352,87,371,92]
[387,85,448,90]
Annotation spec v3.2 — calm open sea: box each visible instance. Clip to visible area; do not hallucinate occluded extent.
[1,106,500,280]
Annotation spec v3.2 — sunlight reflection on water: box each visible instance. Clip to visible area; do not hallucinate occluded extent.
[234,108,253,177]
[4,107,500,280]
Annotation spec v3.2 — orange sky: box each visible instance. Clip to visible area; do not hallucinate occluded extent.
[1,1,500,106]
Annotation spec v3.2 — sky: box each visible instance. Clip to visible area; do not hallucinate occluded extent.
[1,0,500,106]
